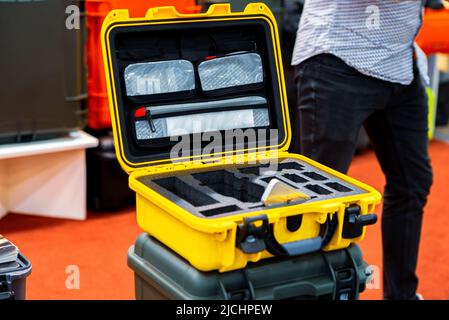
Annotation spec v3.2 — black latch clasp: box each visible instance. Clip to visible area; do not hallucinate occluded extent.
[342,205,377,239]
[335,267,357,300]
[0,275,14,300]
[236,215,269,254]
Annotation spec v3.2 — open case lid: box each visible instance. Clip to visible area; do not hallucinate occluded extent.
[101,3,291,173]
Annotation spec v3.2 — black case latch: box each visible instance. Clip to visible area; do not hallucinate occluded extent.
[322,248,361,300]
[236,215,269,254]
[0,275,14,300]
[218,271,254,300]
[335,267,357,300]
[342,205,377,239]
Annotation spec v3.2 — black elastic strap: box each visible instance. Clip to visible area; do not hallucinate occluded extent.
[264,215,338,257]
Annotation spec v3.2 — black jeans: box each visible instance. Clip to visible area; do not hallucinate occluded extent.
[294,54,433,300]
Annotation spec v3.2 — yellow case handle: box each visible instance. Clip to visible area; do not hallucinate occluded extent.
[145,4,231,19]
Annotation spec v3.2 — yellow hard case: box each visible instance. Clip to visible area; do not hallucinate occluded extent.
[102,3,382,272]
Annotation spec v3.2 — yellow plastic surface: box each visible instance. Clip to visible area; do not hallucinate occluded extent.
[427,87,436,140]
[102,3,382,272]
[130,152,380,272]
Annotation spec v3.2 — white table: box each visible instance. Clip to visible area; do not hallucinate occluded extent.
[0,131,98,220]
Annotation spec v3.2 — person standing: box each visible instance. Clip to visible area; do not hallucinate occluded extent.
[292,0,436,300]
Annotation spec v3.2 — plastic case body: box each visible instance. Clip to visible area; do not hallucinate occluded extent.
[102,4,381,272]
[128,234,370,300]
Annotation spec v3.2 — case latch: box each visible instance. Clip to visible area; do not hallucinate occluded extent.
[218,271,254,300]
[322,249,360,300]
[0,275,14,300]
[236,215,269,254]
[342,205,377,239]
[335,267,357,300]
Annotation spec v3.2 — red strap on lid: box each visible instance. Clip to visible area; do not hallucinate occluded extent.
[134,107,146,118]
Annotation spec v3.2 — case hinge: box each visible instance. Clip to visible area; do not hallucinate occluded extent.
[145,161,202,174]
[0,275,14,300]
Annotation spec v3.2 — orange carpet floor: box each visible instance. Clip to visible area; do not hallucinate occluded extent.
[1,140,448,300]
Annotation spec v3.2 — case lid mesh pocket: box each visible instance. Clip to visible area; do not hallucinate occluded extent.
[198,53,264,91]
[124,60,195,96]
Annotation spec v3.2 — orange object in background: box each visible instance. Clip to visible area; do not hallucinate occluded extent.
[85,0,200,130]
[417,8,449,55]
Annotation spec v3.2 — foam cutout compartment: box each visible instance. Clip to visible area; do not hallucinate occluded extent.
[137,159,367,218]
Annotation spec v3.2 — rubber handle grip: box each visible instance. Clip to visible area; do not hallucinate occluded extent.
[280,237,323,256]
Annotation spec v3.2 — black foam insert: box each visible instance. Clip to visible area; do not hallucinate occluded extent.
[194,171,265,203]
[154,177,217,207]
[138,159,365,218]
